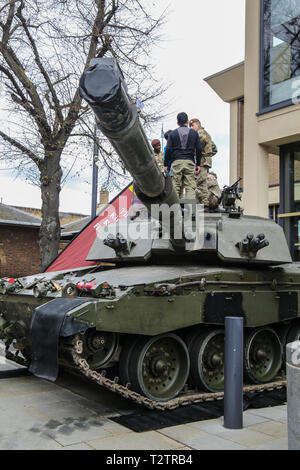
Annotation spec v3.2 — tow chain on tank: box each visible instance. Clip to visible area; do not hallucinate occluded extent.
[69,334,286,411]
[5,350,28,367]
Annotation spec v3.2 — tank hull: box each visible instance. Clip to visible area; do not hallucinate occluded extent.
[2,262,300,335]
[1,263,300,405]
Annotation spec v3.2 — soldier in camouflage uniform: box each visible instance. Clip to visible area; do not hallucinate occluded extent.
[151,139,164,168]
[207,171,221,210]
[189,119,217,209]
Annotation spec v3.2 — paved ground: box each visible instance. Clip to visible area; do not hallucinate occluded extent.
[0,350,289,451]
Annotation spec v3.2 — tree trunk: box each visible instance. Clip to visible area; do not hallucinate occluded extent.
[39,151,63,271]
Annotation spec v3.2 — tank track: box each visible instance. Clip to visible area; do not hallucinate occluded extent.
[69,334,286,411]
[4,334,286,411]
[5,349,29,367]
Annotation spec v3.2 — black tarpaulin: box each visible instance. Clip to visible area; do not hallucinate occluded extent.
[29,298,89,381]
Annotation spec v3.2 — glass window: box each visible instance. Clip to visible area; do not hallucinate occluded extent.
[268,204,279,222]
[261,0,300,110]
[292,216,300,260]
[279,145,300,260]
[268,205,274,219]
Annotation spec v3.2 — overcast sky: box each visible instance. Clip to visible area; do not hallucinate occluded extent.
[0,0,246,215]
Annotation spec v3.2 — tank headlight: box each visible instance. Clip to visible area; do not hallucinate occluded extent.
[62,283,78,298]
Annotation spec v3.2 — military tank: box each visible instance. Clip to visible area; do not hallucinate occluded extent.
[1,58,300,410]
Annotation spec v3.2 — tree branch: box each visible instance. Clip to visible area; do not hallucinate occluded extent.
[2,45,52,140]
[0,129,42,166]
[0,0,18,47]
[15,1,64,126]
[57,0,114,143]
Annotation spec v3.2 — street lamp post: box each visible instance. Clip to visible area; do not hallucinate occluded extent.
[91,123,99,219]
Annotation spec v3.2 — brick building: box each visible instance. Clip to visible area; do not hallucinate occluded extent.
[0,203,41,278]
[0,190,111,277]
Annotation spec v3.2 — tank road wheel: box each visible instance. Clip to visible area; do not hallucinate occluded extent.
[183,326,210,353]
[280,322,300,361]
[244,328,282,384]
[127,334,190,402]
[286,323,300,344]
[82,329,119,369]
[118,338,140,387]
[189,329,225,392]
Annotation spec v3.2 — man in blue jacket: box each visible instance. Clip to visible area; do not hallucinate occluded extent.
[164,112,202,199]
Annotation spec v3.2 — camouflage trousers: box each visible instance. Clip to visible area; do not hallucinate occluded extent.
[195,166,209,206]
[171,160,196,199]
[208,194,219,209]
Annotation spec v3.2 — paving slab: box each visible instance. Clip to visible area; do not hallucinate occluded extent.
[175,446,194,450]
[99,419,133,436]
[29,397,98,422]
[247,405,287,421]
[249,437,288,450]
[178,433,248,450]
[40,416,113,446]
[238,410,271,426]
[217,428,275,447]
[158,423,211,443]
[87,430,183,450]
[0,405,50,435]
[248,420,288,438]
[0,382,92,413]
[60,442,95,450]
[0,376,58,395]
[0,430,62,450]
[189,412,269,435]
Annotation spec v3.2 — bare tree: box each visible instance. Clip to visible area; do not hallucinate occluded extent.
[0,0,168,270]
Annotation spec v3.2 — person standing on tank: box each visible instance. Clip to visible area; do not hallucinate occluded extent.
[189,118,217,211]
[164,129,184,198]
[151,139,164,168]
[164,112,202,199]
[207,171,221,211]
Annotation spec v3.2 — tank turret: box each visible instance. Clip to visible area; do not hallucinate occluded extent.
[80,58,291,267]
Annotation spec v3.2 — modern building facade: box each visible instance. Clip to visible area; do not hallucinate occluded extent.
[205,0,300,260]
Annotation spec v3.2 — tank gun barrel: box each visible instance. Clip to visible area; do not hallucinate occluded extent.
[79,58,179,208]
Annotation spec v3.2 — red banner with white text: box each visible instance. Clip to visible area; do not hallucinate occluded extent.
[45,183,141,272]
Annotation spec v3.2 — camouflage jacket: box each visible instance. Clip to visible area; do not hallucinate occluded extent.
[154,151,164,167]
[207,172,221,198]
[197,126,217,168]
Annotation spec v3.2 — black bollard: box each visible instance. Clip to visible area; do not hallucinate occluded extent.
[224,316,244,429]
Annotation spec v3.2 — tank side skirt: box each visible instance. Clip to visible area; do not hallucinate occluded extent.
[203,292,245,324]
[85,288,300,335]
[278,292,298,321]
